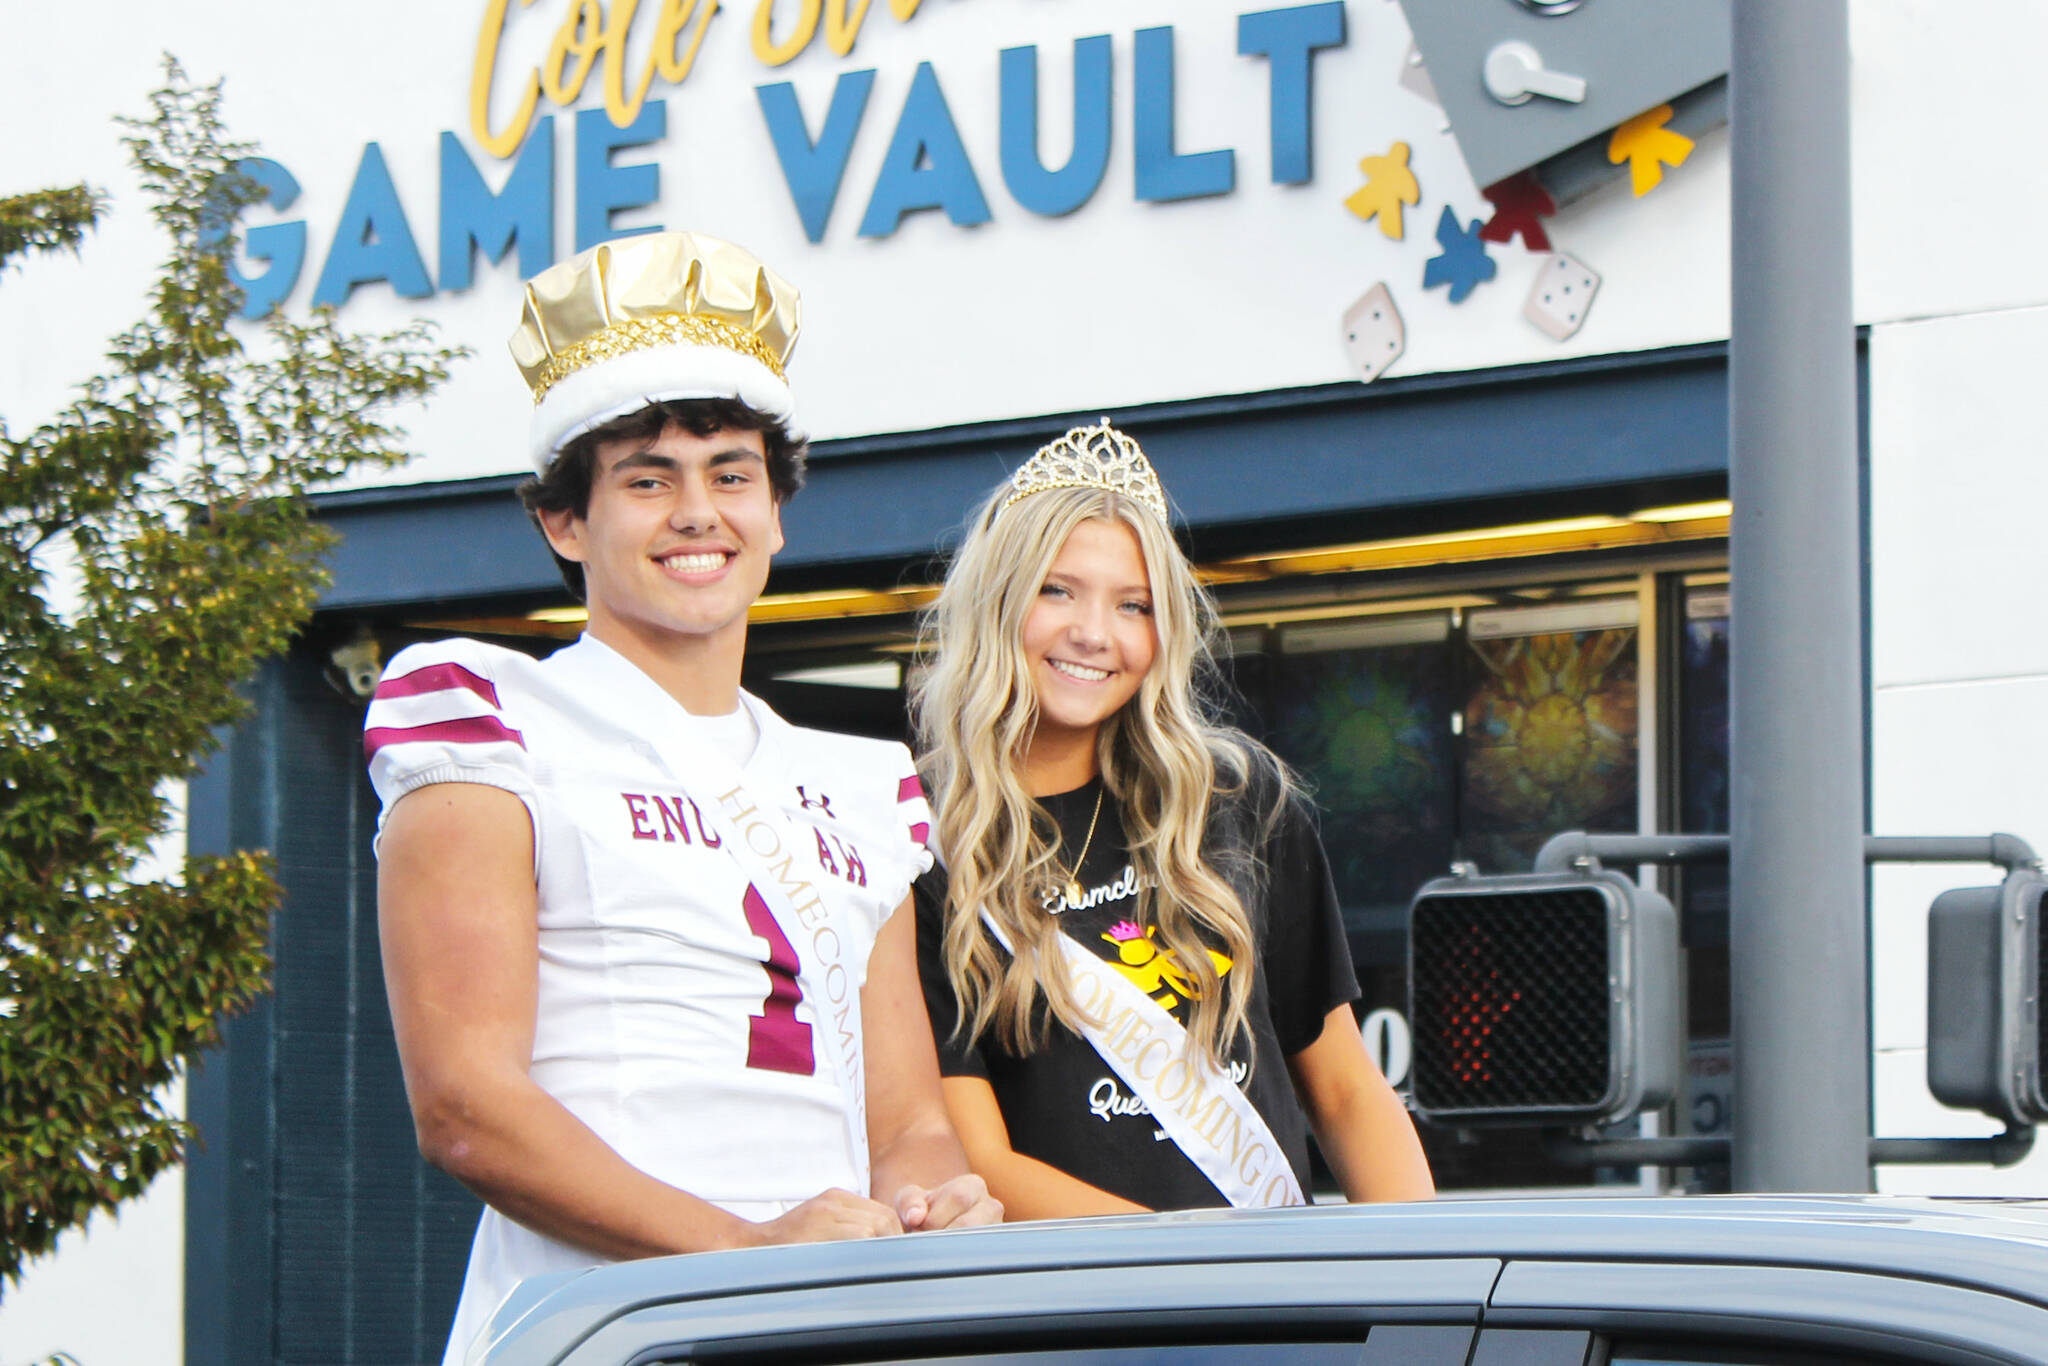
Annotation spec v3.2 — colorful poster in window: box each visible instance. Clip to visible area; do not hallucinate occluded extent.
[1461,625,1639,873]
[1266,635,1456,921]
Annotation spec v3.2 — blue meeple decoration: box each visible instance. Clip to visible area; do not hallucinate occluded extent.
[1422,204,1497,303]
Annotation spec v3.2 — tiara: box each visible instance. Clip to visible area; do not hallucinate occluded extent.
[1001,421,1169,522]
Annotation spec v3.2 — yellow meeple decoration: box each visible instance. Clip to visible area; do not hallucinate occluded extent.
[1346,141,1421,240]
[1607,105,1694,197]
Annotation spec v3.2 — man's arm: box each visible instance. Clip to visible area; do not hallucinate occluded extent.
[1286,1004,1436,1202]
[380,782,902,1255]
[860,896,1005,1230]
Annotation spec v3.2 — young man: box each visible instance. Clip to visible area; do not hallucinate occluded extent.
[366,232,999,1364]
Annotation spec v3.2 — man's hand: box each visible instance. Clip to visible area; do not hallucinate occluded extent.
[892,1174,1003,1232]
[751,1188,904,1246]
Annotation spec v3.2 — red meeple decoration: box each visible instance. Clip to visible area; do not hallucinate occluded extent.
[1478,171,1556,252]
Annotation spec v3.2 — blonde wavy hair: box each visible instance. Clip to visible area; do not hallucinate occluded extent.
[912,480,1287,1068]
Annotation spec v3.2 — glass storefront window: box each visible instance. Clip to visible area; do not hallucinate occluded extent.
[1263,615,1457,961]
[1676,583,1733,1180]
[1234,592,1649,1190]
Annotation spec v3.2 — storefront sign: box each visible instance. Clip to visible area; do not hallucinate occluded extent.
[231,0,1349,317]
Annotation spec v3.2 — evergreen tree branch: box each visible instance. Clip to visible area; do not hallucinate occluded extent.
[0,186,103,272]
[0,55,467,1286]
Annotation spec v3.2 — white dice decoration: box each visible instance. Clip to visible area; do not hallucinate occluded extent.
[1523,251,1600,340]
[1342,283,1406,383]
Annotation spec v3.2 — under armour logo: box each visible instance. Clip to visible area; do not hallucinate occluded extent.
[796,786,835,817]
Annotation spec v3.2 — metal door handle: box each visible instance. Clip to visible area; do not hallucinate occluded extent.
[1483,40,1590,106]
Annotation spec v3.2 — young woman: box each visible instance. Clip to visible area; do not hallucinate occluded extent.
[911,421,1434,1218]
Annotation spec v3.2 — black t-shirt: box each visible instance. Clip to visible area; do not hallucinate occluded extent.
[914,771,1360,1210]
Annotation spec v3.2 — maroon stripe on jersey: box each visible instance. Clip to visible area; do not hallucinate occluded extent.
[897,774,925,803]
[909,821,930,847]
[363,716,526,763]
[374,660,502,708]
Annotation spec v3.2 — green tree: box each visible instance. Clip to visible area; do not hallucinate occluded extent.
[0,59,464,1286]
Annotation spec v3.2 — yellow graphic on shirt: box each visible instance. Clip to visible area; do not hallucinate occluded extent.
[1101,921,1232,1013]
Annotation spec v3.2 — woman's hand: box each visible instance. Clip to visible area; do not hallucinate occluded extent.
[892,1172,1004,1230]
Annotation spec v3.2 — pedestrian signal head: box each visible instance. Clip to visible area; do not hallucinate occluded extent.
[1927,868,2048,1126]
[1407,868,1679,1127]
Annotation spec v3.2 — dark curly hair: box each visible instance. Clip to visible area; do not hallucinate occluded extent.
[517,398,808,602]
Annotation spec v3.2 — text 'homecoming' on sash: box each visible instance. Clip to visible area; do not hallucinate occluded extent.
[985,914,1303,1209]
[710,782,870,1176]
[712,778,864,1146]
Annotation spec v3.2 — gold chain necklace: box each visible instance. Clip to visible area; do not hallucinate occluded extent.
[1056,785,1106,908]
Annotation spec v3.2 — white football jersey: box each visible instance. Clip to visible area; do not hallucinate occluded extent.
[365,634,932,1364]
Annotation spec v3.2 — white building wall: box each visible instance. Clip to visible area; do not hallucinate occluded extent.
[1867,302,2048,1193]
[1850,0,2048,327]
[1854,0,2048,1205]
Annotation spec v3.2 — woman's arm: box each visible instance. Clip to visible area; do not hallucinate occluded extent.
[904,861,1135,1221]
[1286,1004,1436,1202]
[860,897,1005,1230]
[939,1075,1149,1220]
[379,783,902,1256]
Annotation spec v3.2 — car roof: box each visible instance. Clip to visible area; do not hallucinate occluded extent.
[475,1195,2048,1363]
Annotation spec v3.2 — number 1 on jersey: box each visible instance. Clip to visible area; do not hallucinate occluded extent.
[741,884,815,1074]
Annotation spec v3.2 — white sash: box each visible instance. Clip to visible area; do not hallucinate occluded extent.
[553,641,872,1185]
[982,914,1305,1208]
[688,756,872,1184]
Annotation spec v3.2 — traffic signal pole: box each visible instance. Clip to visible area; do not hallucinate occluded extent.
[1729,1,1869,1191]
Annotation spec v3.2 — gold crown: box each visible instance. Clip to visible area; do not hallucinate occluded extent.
[508,231,801,405]
[1002,421,1169,522]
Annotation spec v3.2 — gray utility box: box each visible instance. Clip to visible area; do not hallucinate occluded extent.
[1400,0,1731,189]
